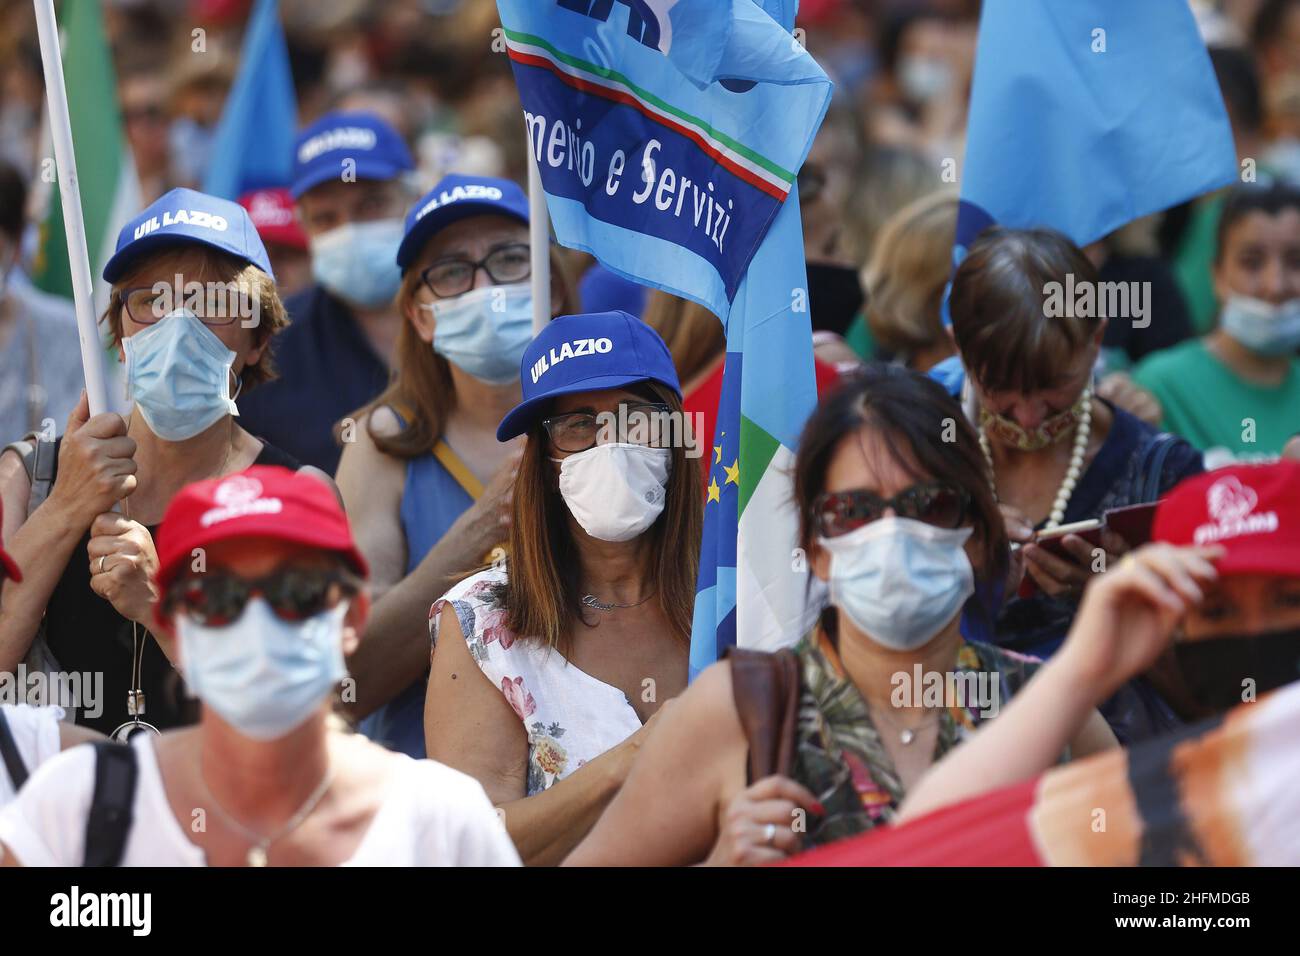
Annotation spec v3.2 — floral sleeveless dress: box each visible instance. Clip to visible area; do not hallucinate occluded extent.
[431,567,644,795]
[791,627,1049,849]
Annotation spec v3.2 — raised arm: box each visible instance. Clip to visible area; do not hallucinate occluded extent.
[343,422,516,720]
[897,543,1222,822]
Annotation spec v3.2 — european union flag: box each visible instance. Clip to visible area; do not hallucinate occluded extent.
[202,0,297,199]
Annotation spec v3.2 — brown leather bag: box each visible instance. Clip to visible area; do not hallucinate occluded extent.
[725,647,801,783]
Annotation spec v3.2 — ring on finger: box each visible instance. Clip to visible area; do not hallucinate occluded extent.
[97,555,108,574]
[763,822,777,846]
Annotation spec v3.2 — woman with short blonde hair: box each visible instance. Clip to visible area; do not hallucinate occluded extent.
[861,190,957,371]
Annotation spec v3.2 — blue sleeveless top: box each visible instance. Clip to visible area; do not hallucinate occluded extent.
[357,419,477,758]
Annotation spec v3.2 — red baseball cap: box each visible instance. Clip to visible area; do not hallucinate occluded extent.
[0,499,21,583]
[1152,461,1300,577]
[154,466,367,611]
[237,188,308,252]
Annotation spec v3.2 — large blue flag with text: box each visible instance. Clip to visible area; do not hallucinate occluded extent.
[202,0,297,199]
[954,0,1236,264]
[497,0,831,674]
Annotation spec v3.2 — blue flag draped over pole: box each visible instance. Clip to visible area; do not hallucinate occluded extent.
[936,0,1237,341]
[202,0,297,199]
[496,0,831,676]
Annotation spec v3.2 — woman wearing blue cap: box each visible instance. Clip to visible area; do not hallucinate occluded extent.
[423,310,702,865]
[336,175,576,760]
[0,187,298,739]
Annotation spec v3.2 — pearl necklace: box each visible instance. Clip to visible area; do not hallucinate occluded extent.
[979,387,1093,530]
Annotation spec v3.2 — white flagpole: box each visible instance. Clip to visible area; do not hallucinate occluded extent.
[528,151,551,334]
[33,0,109,416]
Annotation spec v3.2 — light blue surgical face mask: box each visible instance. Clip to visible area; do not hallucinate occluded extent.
[310,217,405,308]
[819,516,974,651]
[178,597,349,741]
[422,281,534,384]
[122,308,239,442]
[1220,295,1300,357]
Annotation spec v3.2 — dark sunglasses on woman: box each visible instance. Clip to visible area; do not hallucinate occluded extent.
[814,482,970,539]
[162,566,360,627]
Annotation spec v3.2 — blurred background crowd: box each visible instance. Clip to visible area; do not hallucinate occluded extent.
[2,0,1298,400]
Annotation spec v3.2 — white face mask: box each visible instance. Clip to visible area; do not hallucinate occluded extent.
[819,516,974,651]
[1219,295,1300,357]
[553,442,671,542]
[178,598,348,741]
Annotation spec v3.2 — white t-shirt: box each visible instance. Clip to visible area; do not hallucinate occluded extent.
[0,734,521,867]
[0,705,65,806]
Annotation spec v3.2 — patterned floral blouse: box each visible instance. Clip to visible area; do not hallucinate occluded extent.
[430,567,644,796]
[790,627,1049,849]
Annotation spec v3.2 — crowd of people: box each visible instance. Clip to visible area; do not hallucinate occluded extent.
[0,0,1297,867]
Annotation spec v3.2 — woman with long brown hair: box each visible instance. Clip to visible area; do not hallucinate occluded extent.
[423,311,702,865]
[336,175,574,759]
[565,366,1115,866]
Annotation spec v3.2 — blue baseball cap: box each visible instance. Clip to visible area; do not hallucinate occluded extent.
[396,174,529,273]
[103,187,274,283]
[290,111,414,199]
[497,310,681,442]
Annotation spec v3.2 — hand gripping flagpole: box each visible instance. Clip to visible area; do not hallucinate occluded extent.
[527,151,551,335]
[34,0,110,416]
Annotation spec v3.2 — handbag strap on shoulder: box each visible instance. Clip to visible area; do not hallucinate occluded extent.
[725,647,801,784]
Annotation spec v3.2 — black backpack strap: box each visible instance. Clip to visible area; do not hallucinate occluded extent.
[0,708,29,792]
[83,742,138,867]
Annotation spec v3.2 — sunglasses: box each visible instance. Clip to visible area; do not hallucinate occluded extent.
[814,482,970,539]
[163,567,359,627]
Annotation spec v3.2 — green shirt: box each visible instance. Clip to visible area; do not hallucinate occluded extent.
[1133,339,1300,460]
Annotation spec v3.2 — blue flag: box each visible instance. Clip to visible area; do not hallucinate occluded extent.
[502,0,829,320]
[497,0,831,674]
[202,0,297,199]
[955,0,1236,262]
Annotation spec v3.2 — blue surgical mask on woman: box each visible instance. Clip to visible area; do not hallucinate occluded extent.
[819,516,974,651]
[310,218,405,308]
[178,597,349,741]
[1220,295,1300,356]
[122,308,239,442]
[422,281,534,384]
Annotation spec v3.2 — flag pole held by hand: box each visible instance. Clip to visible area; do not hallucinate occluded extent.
[33,0,110,417]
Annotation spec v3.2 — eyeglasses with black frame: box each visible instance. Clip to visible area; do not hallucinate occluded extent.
[814,482,970,539]
[162,566,361,627]
[419,242,532,299]
[121,286,255,327]
[542,401,673,454]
